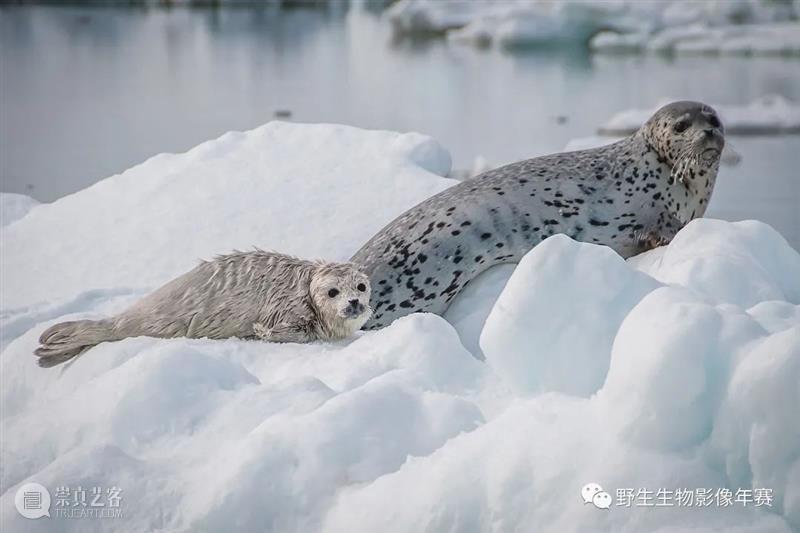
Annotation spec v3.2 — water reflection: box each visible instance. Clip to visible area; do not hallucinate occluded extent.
[1,4,798,247]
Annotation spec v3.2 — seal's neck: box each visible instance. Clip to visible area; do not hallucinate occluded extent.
[678,159,718,222]
[634,131,719,225]
[666,151,720,224]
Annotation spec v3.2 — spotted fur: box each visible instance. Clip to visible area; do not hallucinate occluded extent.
[352,101,724,329]
[34,251,372,367]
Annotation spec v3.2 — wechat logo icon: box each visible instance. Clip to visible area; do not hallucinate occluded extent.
[582,482,612,510]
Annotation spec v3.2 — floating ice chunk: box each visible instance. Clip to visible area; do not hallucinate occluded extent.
[598,94,800,136]
[597,107,658,135]
[563,136,621,152]
[461,1,643,49]
[718,94,800,135]
[645,24,715,53]
[396,0,798,54]
[386,0,493,35]
[595,22,800,56]
[589,30,647,53]
[446,16,498,47]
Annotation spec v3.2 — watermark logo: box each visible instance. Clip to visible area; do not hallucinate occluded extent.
[593,490,613,509]
[615,487,773,508]
[15,483,124,520]
[581,482,611,510]
[53,485,124,519]
[583,482,774,510]
[15,482,51,519]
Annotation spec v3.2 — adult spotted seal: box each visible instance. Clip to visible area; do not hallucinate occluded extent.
[35,251,371,367]
[352,101,724,329]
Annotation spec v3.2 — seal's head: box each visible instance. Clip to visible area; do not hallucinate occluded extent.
[643,101,725,175]
[310,262,372,328]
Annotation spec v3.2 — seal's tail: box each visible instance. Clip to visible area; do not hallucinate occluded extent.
[35,319,116,368]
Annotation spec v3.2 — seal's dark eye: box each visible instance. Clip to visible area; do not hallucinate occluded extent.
[357,283,367,292]
[673,120,690,133]
[708,115,720,128]
[327,288,339,298]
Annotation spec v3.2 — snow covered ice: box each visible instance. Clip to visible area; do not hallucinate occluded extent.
[2,122,800,532]
[0,122,454,311]
[597,95,800,137]
[1,193,39,228]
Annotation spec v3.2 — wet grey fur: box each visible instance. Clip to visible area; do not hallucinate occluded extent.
[352,101,724,329]
[35,251,372,368]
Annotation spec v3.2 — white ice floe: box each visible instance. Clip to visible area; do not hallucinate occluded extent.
[0,121,454,311]
[386,0,493,36]
[0,193,39,228]
[597,94,800,136]
[448,155,494,181]
[564,135,621,152]
[592,21,800,56]
[2,122,799,532]
[589,30,648,53]
[390,0,800,53]
[444,0,659,48]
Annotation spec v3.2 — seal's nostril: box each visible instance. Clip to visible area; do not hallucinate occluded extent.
[349,299,359,307]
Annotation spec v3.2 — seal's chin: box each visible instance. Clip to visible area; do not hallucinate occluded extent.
[339,306,366,320]
[341,308,372,334]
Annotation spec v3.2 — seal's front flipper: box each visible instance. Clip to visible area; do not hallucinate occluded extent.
[253,321,314,344]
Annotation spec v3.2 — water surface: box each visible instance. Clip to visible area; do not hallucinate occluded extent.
[1,5,798,247]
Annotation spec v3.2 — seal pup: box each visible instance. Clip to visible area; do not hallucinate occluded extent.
[352,101,724,329]
[35,251,372,368]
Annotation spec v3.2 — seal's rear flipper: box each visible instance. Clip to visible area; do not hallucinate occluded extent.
[34,344,89,368]
[34,319,115,368]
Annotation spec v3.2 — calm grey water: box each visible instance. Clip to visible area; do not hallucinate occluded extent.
[1,5,798,248]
